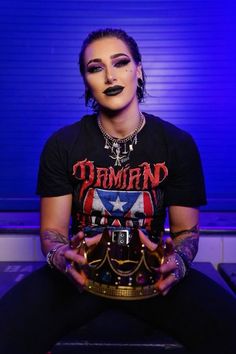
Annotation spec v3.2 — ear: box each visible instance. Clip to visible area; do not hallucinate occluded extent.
[136,62,143,80]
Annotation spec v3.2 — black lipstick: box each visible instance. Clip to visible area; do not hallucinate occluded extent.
[103,85,124,96]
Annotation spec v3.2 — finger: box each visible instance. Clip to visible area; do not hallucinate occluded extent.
[162,286,172,296]
[157,255,176,274]
[85,233,102,247]
[138,229,158,251]
[155,273,177,295]
[64,249,87,265]
[66,265,88,286]
[70,231,85,248]
[164,237,174,254]
[72,230,85,239]
[162,272,181,296]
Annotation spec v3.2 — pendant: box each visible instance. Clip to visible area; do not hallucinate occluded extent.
[104,139,109,149]
[109,153,123,166]
[98,111,144,166]
[113,142,119,148]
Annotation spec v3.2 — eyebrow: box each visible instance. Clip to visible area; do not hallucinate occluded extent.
[86,53,130,66]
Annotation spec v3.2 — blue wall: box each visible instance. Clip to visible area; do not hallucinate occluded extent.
[0,0,235,210]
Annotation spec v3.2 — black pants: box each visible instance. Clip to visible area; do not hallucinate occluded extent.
[0,265,236,354]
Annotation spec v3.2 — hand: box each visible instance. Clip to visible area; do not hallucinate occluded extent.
[51,233,87,287]
[155,237,186,296]
[54,231,102,288]
[138,231,185,296]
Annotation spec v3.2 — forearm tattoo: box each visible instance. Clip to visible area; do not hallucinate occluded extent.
[171,224,199,268]
[170,224,199,239]
[41,229,69,245]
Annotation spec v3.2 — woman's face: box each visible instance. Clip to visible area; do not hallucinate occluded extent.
[83,37,142,112]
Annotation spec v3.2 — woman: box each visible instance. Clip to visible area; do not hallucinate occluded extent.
[0,28,235,354]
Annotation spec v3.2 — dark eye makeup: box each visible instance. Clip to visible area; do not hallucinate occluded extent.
[114,58,131,67]
[87,57,131,74]
[87,66,102,73]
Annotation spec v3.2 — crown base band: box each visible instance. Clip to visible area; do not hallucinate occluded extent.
[85,280,159,300]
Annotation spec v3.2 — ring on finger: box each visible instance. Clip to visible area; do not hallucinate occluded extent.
[65,263,73,274]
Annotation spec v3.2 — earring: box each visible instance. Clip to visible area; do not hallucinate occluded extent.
[85,88,99,112]
[138,78,143,88]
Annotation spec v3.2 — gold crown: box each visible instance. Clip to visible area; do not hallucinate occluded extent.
[72,228,164,300]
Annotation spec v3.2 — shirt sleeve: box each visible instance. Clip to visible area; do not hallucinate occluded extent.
[164,132,207,207]
[36,133,73,197]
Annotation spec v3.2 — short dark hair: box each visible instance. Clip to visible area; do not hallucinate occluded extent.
[78,28,146,110]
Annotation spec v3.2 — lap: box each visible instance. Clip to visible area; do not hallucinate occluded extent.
[1,266,236,354]
[120,269,236,353]
[0,265,109,354]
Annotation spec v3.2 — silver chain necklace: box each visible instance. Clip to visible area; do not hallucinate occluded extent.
[97,112,145,166]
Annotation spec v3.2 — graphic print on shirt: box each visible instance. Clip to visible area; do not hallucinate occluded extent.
[72,159,168,231]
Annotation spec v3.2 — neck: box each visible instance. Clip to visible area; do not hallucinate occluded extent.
[98,105,142,139]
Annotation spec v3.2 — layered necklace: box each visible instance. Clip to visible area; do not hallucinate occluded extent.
[97,112,145,166]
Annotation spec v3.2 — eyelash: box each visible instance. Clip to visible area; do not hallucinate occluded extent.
[115,59,130,68]
[87,59,131,73]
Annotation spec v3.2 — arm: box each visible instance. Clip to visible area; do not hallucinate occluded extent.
[40,195,72,256]
[40,195,87,286]
[155,205,200,296]
[169,205,199,266]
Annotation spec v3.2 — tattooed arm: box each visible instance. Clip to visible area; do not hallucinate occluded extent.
[40,195,72,256]
[40,196,88,286]
[155,206,199,296]
[169,206,200,268]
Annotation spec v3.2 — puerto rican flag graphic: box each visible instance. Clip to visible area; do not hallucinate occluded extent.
[83,188,154,226]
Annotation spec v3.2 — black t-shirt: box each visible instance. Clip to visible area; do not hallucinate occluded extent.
[37,112,206,238]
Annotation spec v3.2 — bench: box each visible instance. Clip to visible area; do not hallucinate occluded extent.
[218,263,236,294]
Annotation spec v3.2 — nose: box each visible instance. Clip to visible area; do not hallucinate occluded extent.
[105,66,116,84]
